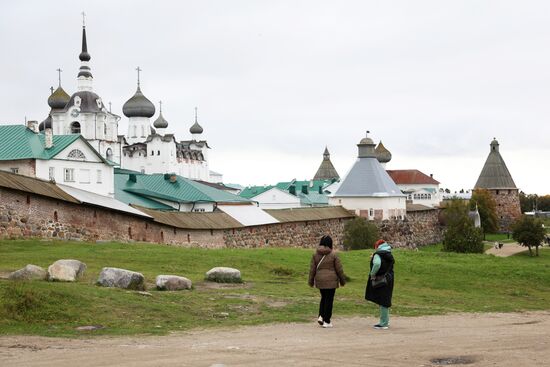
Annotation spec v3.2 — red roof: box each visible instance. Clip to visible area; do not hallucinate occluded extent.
[386,169,440,185]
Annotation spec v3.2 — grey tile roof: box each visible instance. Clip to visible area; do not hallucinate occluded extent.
[333,157,404,197]
[474,139,517,189]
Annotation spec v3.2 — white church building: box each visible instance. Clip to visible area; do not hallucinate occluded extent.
[38,21,219,185]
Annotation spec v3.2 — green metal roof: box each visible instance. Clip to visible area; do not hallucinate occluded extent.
[298,191,329,206]
[115,172,251,208]
[0,125,81,160]
[114,173,174,210]
[276,179,332,192]
[239,185,274,199]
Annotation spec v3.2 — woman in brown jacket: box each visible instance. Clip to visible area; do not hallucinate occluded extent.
[308,235,346,328]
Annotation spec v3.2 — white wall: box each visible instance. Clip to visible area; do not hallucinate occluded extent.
[123,136,210,181]
[251,188,302,209]
[149,197,215,212]
[126,116,151,145]
[328,196,406,220]
[35,139,114,197]
[398,183,441,207]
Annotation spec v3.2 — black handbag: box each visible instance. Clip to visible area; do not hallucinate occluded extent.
[371,274,388,288]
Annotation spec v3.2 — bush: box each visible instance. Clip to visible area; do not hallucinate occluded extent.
[343,217,379,250]
[471,189,498,234]
[512,215,546,256]
[443,199,484,253]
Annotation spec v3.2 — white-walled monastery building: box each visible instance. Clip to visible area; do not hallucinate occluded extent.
[35,22,218,188]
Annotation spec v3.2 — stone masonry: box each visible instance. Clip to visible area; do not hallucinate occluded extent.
[486,188,522,232]
[0,186,442,249]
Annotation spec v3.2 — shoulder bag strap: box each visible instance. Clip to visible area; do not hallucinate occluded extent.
[316,255,326,270]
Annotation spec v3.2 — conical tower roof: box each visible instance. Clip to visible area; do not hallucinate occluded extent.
[313,147,340,180]
[334,132,403,197]
[474,138,517,189]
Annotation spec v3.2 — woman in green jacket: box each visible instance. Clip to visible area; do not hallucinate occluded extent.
[365,239,395,329]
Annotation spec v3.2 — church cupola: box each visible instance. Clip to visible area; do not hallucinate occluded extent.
[375,140,392,167]
[48,69,70,110]
[123,67,156,118]
[153,101,169,132]
[189,107,204,137]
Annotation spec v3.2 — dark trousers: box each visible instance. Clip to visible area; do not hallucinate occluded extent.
[318,288,336,323]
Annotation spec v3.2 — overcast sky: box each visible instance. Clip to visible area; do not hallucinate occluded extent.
[1,1,549,194]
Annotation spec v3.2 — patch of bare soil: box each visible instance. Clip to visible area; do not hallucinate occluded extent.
[1,312,549,366]
[485,242,527,257]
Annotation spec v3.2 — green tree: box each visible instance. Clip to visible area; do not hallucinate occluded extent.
[443,199,484,253]
[343,217,379,250]
[519,192,535,213]
[471,189,498,233]
[512,215,546,256]
[538,195,550,211]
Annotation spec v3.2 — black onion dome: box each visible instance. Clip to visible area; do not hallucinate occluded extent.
[122,87,156,118]
[64,91,103,113]
[48,86,70,109]
[39,114,52,131]
[153,112,168,128]
[190,121,203,134]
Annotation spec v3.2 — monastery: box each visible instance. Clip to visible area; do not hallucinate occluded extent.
[38,21,216,184]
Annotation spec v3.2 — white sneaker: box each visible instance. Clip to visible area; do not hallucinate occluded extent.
[322,322,333,328]
[317,316,324,325]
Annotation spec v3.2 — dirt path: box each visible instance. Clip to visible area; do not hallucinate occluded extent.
[1,312,549,366]
[485,242,528,257]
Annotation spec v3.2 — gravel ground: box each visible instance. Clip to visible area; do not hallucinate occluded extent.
[1,311,549,366]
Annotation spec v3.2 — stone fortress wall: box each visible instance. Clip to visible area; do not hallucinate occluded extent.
[0,186,443,249]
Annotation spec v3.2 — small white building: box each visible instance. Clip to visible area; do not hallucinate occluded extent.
[0,124,114,197]
[329,132,406,220]
[386,169,442,207]
[243,186,302,209]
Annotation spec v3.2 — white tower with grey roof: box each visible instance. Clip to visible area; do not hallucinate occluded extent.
[329,131,406,220]
[50,18,121,164]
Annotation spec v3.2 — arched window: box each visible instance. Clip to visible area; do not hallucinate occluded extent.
[133,126,137,138]
[106,148,113,161]
[67,149,86,160]
[103,123,107,136]
[71,121,81,134]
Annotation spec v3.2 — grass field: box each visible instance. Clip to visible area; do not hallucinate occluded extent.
[1,240,549,337]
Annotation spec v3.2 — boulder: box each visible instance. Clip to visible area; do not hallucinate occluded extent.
[8,264,47,280]
[205,267,242,283]
[156,275,192,291]
[48,259,86,282]
[97,267,145,290]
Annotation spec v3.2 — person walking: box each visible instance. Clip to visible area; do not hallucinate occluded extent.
[365,239,395,330]
[308,235,346,328]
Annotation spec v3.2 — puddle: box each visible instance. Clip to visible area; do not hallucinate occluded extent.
[430,356,477,365]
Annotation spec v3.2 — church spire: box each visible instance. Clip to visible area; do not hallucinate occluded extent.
[77,12,93,91]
